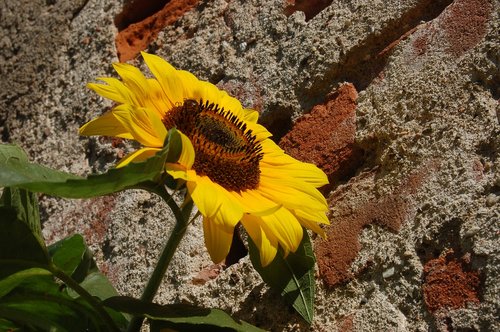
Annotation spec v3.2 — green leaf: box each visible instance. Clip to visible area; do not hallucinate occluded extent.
[0,294,101,331]
[70,243,99,283]
[248,230,316,324]
[0,208,49,278]
[48,235,128,327]
[0,317,19,331]
[0,274,95,331]
[0,186,48,278]
[0,305,67,331]
[165,127,182,163]
[104,296,266,332]
[0,187,41,239]
[48,234,87,277]
[67,272,119,301]
[68,272,129,327]
[0,144,81,189]
[0,135,177,198]
[0,268,51,298]
[48,235,120,301]
[0,266,126,331]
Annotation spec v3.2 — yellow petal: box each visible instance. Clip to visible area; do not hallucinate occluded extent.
[293,208,330,225]
[146,79,171,118]
[241,214,278,267]
[115,148,161,168]
[257,177,328,212]
[176,70,206,101]
[112,63,150,106]
[296,216,326,238]
[243,108,259,123]
[177,131,195,169]
[260,162,328,188]
[87,82,126,104]
[141,52,181,108]
[259,207,303,254]
[79,110,133,139]
[260,138,328,188]
[246,122,273,141]
[95,77,138,105]
[231,190,281,216]
[203,217,234,263]
[190,80,225,107]
[112,105,166,147]
[166,167,196,182]
[217,91,244,118]
[186,176,243,227]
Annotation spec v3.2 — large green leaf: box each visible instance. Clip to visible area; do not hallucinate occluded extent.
[48,234,87,277]
[49,235,128,327]
[0,252,126,331]
[67,272,119,301]
[0,187,41,238]
[0,272,100,331]
[0,208,49,278]
[0,318,18,331]
[0,129,182,198]
[248,230,316,324]
[104,296,265,332]
[68,272,129,327]
[0,268,51,298]
[0,293,104,331]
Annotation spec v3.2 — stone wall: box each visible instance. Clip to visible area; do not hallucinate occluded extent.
[1,0,498,330]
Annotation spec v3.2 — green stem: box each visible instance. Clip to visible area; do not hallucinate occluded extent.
[127,185,191,332]
[50,264,119,332]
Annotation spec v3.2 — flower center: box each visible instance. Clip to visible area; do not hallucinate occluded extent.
[163,99,263,192]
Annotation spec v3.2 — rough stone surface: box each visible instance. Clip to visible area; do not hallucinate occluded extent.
[1,0,499,331]
[280,83,362,191]
[115,0,200,62]
[422,250,480,313]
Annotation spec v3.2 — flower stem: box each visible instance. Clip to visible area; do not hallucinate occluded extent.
[127,185,191,332]
[50,264,119,332]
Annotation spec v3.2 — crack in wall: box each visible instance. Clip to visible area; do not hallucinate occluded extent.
[298,0,454,109]
[114,0,200,62]
[114,0,171,31]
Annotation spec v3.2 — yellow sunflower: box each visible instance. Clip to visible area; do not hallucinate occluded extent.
[80,52,329,266]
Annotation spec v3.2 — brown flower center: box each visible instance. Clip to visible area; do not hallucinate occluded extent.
[162,99,262,192]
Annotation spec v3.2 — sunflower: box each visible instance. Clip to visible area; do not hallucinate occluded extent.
[80,52,329,266]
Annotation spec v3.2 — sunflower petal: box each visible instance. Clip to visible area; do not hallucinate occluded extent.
[257,178,328,212]
[146,79,170,117]
[79,110,133,139]
[217,91,244,118]
[259,207,303,254]
[176,70,206,101]
[112,105,166,147]
[187,176,243,227]
[189,80,225,106]
[115,147,161,168]
[112,63,150,106]
[95,77,138,105]
[177,131,195,169]
[261,162,329,188]
[203,217,234,263]
[246,122,273,141]
[231,190,281,216]
[243,108,259,123]
[296,216,326,238]
[293,208,330,225]
[141,52,181,108]
[241,214,278,267]
[166,167,195,182]
[87,82,126,104]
